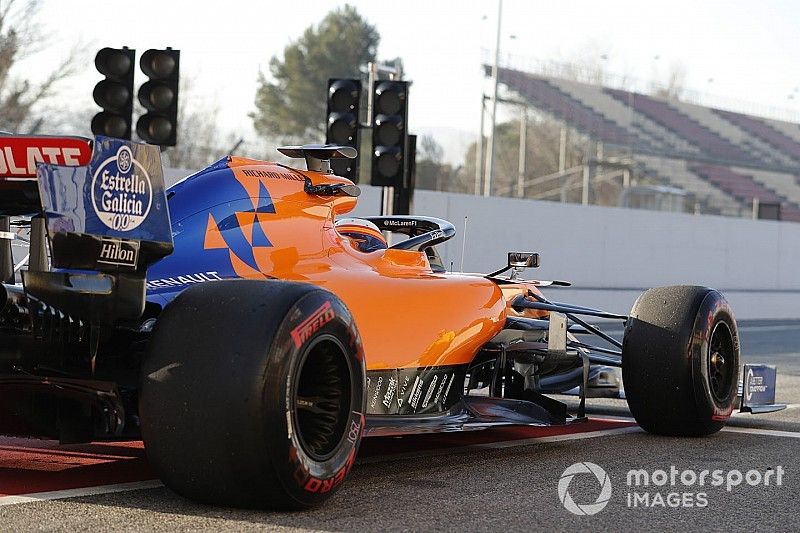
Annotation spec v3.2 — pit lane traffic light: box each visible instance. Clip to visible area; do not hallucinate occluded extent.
[136,48,180,146]
[371,81,409,187]
[91,47,135,140]
[325,79,362,182]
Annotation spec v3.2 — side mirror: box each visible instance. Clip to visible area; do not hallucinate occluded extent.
[304,181,361,197]
[508,252,540,269]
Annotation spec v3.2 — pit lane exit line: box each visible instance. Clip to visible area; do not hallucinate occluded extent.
[722,426,800,439]
[0,480,163,507]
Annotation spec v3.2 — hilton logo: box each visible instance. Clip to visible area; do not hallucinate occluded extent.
[97,238,140,268]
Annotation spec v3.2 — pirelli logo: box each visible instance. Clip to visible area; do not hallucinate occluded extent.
[291,301,335,347]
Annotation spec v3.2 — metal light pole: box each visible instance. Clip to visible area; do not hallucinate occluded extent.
[482,0,503,197]
[517,106,527,198]
[474,95,485,195]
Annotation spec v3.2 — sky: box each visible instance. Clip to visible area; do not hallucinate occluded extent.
[17,0,800,162]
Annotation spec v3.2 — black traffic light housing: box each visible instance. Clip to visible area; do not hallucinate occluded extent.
[371,81,409,187]
[393,134,416,215]
[325,79,362,182]
[136,48,180,146]
[91,47,136,140]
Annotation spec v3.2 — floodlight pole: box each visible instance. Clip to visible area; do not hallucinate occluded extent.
[483,0,503,197]
[475,94,486,195]
[517,106,527,198]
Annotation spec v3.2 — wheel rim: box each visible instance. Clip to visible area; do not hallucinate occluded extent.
[708,321,735,403]
[293,335,353,461]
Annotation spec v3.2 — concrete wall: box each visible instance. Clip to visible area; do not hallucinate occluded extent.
[351,185,800,319]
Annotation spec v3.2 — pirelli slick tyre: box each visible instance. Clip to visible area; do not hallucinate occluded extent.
[622,285,739,437]
[140,280,366,510]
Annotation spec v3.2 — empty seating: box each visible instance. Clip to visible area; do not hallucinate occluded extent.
[688,164,800,221]
[496,69,644,149]
[714,109,800,163]
[605,89,754,163]
[548,77,697,154]
[494,67,800,221]
[637,155,744,216]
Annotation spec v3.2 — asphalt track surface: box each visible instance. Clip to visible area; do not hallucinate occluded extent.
[0,320,797,531]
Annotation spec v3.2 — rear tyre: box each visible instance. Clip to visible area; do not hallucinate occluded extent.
[622,285,739,437]
[140,280,365,509]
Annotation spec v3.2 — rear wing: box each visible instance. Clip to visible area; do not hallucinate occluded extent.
[36,136,173,271]
[1,134,173,324]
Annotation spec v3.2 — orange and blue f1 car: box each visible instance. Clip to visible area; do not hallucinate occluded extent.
[0,135,785,509]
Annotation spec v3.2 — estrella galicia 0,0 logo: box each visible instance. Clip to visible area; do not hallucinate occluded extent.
[90,145,153,231]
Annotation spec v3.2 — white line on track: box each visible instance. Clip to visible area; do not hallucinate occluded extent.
[0,480,164,507]
[722,426,800,439]
[574,414,800,440]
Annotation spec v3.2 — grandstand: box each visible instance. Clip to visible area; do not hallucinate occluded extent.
[493,66,800,222]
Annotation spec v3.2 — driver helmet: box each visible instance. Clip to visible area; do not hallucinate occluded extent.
[335,218,388,253]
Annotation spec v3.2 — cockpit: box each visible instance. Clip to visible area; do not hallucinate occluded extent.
[334,215,454,272]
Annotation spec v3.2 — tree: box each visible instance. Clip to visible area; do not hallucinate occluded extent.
[651,63,686,102]
[162,76,225,169]
[415,135,453,191]
[251,4,379,141]
[0,0,81,133]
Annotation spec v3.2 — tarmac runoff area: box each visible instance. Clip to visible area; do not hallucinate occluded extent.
[0,319,797,531]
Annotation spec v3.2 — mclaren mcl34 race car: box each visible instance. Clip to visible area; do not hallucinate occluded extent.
[0,135,785,509]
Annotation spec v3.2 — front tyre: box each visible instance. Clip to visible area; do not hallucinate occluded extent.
[140,280,366,509]
[622,285,739,437]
